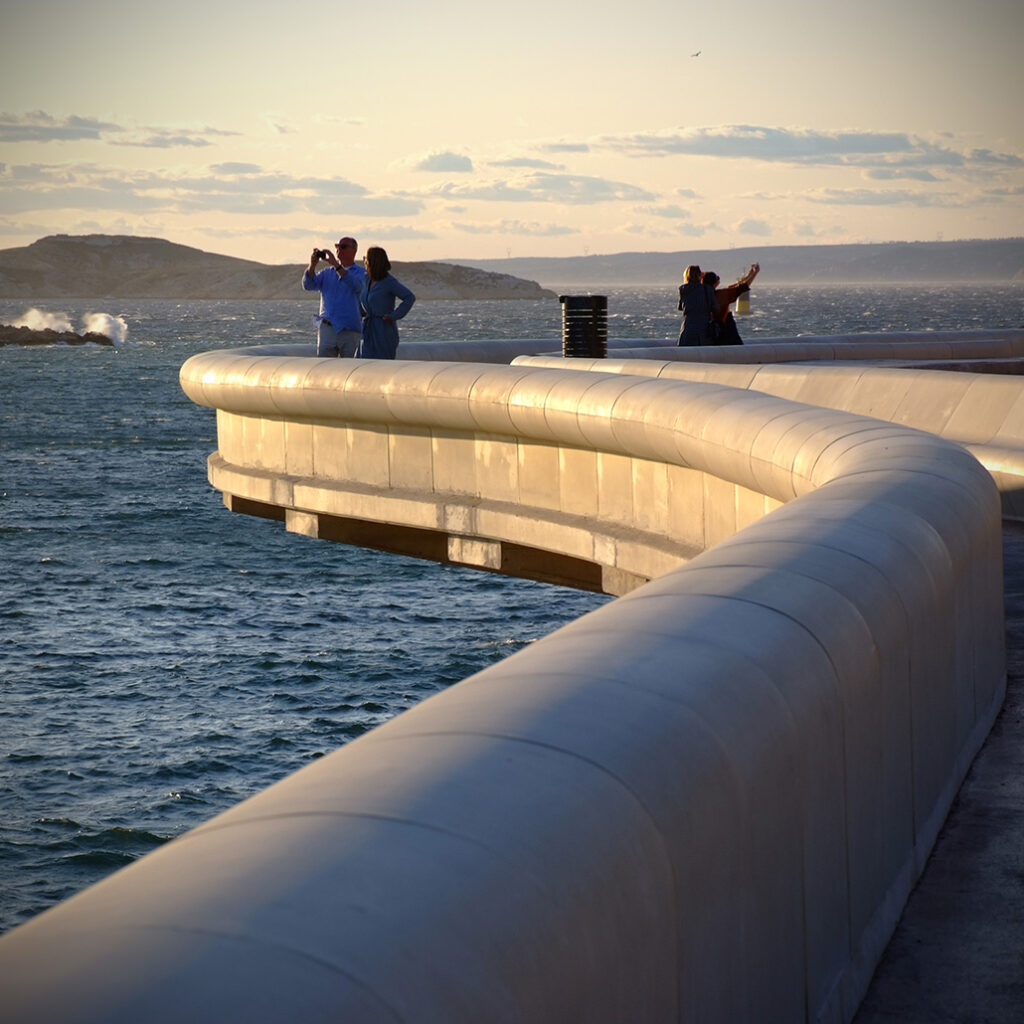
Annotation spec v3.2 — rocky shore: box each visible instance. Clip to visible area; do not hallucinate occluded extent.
[0,324,115,347]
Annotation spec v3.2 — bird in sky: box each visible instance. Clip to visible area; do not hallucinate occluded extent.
[691,50,701,57]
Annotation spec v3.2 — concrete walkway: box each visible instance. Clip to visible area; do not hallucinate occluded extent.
[854,521,1024,1023]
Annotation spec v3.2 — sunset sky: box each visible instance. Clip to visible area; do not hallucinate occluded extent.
[1,0,1022,264]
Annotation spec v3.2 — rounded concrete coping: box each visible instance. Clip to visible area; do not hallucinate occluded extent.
[513,352,1024,515]
[1,344,1008,1023]
[181,351,993,506]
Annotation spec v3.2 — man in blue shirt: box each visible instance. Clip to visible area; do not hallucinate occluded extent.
[302,236,366,357]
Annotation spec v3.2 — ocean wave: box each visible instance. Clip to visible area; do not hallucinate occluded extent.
[5,307,129,345]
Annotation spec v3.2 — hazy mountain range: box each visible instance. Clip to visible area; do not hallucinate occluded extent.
[0,235,556,301]
[1,236,1022,302]
[445,238,1024,287]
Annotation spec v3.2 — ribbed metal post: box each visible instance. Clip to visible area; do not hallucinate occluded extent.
[559,295,607,358]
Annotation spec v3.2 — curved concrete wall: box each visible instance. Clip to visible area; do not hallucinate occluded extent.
[192,327,1024,367]
[518,351,1024,518]
[181,351,808,593]
[580,329,1024,366]
[0,347,1007,1023]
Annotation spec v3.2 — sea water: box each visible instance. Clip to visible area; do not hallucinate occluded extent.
[2,284,1023,934]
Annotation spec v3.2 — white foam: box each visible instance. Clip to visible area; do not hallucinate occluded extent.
[81,312,129,346]
[11,307,74,332]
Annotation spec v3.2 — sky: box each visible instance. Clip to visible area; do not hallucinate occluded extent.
[1,0,1022,265]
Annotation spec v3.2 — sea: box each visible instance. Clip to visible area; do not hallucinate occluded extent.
[2,283,1023,935]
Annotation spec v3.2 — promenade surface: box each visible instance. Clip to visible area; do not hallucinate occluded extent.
[854,521,1024,1023]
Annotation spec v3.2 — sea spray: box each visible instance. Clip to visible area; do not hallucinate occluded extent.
[6,307,128,344]
[11,307,74,332]
[81,312,128,345]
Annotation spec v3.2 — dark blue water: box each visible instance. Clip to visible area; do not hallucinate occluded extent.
[2,285,1023,934]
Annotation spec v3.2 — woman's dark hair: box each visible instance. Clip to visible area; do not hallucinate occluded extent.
[364,246,391,281]
[702,271,720,287]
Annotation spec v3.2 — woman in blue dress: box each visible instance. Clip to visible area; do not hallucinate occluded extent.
[357,246,416,359]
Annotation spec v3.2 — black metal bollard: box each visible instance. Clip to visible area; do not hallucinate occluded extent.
[559,295,607,358]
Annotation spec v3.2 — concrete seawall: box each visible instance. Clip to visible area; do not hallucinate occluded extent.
[517,346,1024,520]
[0,336,1011,1022]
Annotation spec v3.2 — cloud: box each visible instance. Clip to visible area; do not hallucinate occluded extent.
[0,111,246,150]
[264,114,298,134]
[450,219,577,237]
[0,111,121,143]
[674,222,711,236]
[428,171,656,205]
[6,163,80,183]
[408,151,474,173]
[314,114,365,127]
[488,157,565,171]
[598,124,919,161]
[537,142,591,154]
[736,218,772,236]
[968,148,1024,167]
[592,124,1023,175]
[622,220,710,237]
[198,224,438,249]
[0,161,423,218]
[0,165,164,212]
[210,162,264,175]
[310,196,425,217]
[0,216,53,236]
[645,204,692,219]
[0,186,165,214]
[108,125,241,149]
[744,179,1020,211]
[200,226,320,242]
[803,187,966,208]
[161,169,368,197]
[115,134,213,149]
[116,134,216,149]
[355,224,439,241]
[0,111,242,149]
[864,168,940,182]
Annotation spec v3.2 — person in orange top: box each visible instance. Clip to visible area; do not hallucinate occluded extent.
[702,262,760,345]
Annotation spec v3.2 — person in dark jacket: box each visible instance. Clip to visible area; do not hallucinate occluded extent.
[677,264,719,346]
[702,262,760,345]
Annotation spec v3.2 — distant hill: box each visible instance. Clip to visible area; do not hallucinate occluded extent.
[0,235,555,301]
[444,239,1024,287]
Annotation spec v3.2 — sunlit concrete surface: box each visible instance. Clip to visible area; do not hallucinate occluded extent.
[518,339,1024,518]
[0,333,1014,1023]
